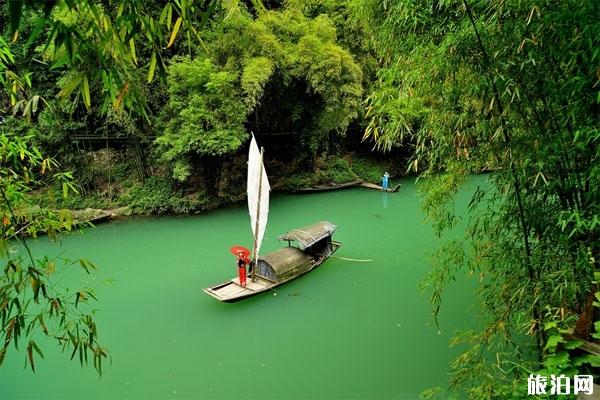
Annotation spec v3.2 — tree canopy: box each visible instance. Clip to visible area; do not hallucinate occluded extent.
[157,4,363,181]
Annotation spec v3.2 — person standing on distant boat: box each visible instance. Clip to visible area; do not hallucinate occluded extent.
[382,172,390,190]
[237,251,249,287]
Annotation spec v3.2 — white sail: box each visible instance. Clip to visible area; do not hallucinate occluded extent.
[247,134,270,259]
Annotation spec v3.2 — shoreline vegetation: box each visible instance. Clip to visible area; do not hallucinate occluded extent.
[35,150,405,218]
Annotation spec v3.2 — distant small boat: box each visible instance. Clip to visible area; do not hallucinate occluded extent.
[359,181,401,193]
[290,179,363,193]
[203,221,341,302]
[290,179,401,193]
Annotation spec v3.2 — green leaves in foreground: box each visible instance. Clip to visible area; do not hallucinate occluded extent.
[8,0,221,115]
[359,0,600,397]
[1,134,107,375]
[26,340,44,372]
[2,255,108,375]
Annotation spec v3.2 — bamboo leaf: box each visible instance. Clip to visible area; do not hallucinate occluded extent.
[30,276,40,302]
[249,0,267,13]
[129,39,137,65]
[82,76,91,109]
[31,340,44,359]
[8,0,23,37]
[22,98,31,120]
[147,51,157,83]
[167,17,182,48]
[97,353,102,376]
[167,3,173,30]
[27,341,35,372]
[70,342,78,360]
[25,17,45,47]
[58,74,83,99]
[78,259,97,274]
[49,55,70,71]
[114,82,129,109]
[31,95,39,114]
[79,260,90,274]
[159,4,169,24]
[0,347,6,365]
[38,314,48,335]
[85,290,98,301]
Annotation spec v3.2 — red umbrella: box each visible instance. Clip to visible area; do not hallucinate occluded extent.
[230,246,251,258]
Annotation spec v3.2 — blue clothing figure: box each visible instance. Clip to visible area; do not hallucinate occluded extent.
[382,172,390,190]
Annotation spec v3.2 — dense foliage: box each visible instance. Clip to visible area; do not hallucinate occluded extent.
[3,0,222,116]
[3,0,378,202]
[157,4,363,182]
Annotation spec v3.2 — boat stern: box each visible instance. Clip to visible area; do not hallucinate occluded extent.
[203,277,270,302]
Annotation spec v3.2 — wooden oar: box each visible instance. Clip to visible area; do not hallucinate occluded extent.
[332,256,373,262]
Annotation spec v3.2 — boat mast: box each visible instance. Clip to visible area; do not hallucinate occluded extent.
[251,147,264,282]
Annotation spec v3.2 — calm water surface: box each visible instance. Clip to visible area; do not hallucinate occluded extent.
[1,178,478,399]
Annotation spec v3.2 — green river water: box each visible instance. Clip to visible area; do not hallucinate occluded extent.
[0,178,478,399]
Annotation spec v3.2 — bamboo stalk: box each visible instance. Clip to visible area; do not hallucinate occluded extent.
[462,0,542,361]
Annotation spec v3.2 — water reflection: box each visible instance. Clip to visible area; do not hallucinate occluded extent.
[381,191,388,208]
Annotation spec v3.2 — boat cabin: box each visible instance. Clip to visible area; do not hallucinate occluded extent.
[278,220,337,258]
[254,221,338,283]
[255,247,312,282]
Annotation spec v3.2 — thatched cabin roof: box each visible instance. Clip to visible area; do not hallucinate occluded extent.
[277,221,337,248]
[259,247,312,276]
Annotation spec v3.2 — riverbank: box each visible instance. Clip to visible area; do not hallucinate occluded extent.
[70,207,130,224]
[65,178,405,227]
[35,152,406,218]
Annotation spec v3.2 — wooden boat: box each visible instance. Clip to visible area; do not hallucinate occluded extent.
[203,221,341,302]
[359,181,401,192]
[290,179,363,193]
[291,179,401,194]
[203,134,341,302]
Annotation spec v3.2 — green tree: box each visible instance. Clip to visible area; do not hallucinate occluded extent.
[157,3,363,183]
[156,57,248,183]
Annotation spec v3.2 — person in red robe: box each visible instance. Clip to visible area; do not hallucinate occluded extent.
[237,251,250,286]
